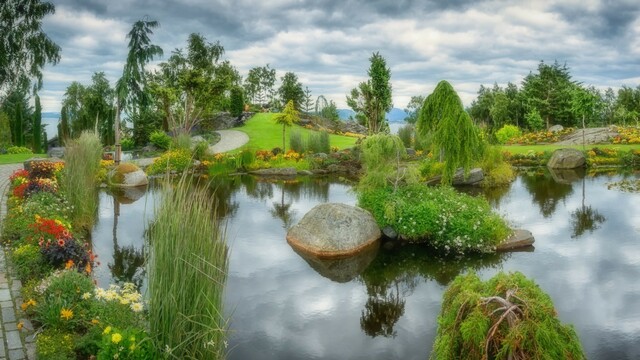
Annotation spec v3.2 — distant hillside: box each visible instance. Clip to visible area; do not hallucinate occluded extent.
[337,108,407,122]
[42,112,60,118]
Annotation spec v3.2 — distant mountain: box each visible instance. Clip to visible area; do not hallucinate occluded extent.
[42,112,60,118]
[337,108,408,122]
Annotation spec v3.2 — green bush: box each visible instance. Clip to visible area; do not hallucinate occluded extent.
[431,271,586,359]
[97,326,157,360]
[495,125,522,144]
[358,184,511,254]
[307,131,330,154]
[33,270,95,331]
[414,130,432,152]
[10,244,51,282]
[36,329,75,360]
[192,140,209,161]
[120,138,135,151]
[397,124,414,148]
[146,149,192,175]
[172,133,192,151]
[7,146,33,154]
[149,131,171,150]
[359,134,412,191]
[289,130,304,153]
[239,148,256,169]
[478,146,515,187]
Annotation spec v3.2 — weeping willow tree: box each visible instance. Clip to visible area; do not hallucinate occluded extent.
[417,80,482,185]
[431,271,586,360]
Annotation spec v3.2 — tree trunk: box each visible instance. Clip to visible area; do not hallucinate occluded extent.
[115,102,121,165]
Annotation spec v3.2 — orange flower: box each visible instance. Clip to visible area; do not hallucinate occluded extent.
[65,259,74,269]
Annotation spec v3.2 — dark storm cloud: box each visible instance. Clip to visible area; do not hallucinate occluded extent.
[553,0,640,40]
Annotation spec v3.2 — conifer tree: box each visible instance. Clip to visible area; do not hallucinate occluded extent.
[33,94,42,152]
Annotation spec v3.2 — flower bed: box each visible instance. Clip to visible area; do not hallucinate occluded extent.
[506,128,574,145]
[2,160,155,359]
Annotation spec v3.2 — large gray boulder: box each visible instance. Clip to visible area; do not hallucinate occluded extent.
[287,203,381,258]
[108,163,148,187]
[426,167,484,186]
[549,124,564,133]
[547,148,586,169]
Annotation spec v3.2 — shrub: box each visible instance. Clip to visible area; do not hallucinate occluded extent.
[397,124,414,148]
[10,244,51,281]
[192,140,209,161]
[7,145,33,154]
[172,133,192,151]
[525,108,544,131]
[36,329,75,360]
[359,134,412,191]
[478,146,515,187]
[495,125,522,144]
[33,270,95,331]
[307,131,330,154]
[358,184,511,254]
[289,130,304,153]
[120,138,135,151]
[149,131,171,150]
[146,149,192,175]
[431,271,586,359]
[239,148,256,169]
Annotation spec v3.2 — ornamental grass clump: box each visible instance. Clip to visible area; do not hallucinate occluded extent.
[431,271,586,360]
[147,174,229,359]
[358,184,511,254]
[61,131,102,231]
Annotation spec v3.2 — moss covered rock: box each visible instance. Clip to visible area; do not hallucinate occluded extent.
[108,162,148,188]
[431,271,585,359]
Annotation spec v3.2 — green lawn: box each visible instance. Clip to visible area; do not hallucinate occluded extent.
[500,144,640,154]
[0,153,47,165]
[233,113,358,151]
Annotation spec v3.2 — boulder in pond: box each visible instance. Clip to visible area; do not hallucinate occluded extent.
[547,148,585,169]
[108,163,148,187]
[250,167,297,176]
[287,203,381,258]
[427,168,484,186]
[290,240,379,282]
[496,229,535,251]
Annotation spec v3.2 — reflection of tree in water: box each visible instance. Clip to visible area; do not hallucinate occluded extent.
[458,185,512,208]
[109,196,145,289]
[358,244,509,338]
[269,182,297,230]
[521,170,574,218]
[571,176,606,238]
[206,176,242,218]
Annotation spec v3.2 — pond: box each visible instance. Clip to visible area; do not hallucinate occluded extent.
[91,170,640,360]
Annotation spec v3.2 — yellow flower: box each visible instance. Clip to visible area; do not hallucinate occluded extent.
[103,326,112,334]
[60,308,73,320]
[91,319,100,325]
[82,292,92,300]
[17,321,23,330]
[111,333,123,344]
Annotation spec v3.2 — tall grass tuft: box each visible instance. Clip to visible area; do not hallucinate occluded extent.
[307,130,330,154]
[61,131,102,231]
[289,130,304,153]
[147,174,229,359]
[397,124,414,148]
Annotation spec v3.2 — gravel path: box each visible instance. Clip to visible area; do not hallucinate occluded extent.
[209,130,249,153]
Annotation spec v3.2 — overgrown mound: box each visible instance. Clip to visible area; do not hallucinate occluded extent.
[431,271,586,360]
[358,184,511,254]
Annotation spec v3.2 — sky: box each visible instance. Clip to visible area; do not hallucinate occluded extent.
[37,0,640,114]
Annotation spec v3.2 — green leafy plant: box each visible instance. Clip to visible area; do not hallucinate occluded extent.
[307,130,330,154]
[7,145,33,154]
[146,149,192,175]
[192,140,209,161]
[431,271,585,359]
[289,130,304,153]
[10,244,51,281]
[149,130,171,150]
[98,326,157,360]
[495,124,522,144]
[36,329,75,360]
[120,138,135,151]
[359,134,413,191]
[397,124,414,148]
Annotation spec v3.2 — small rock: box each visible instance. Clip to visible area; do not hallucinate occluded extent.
[250,167,297,176]
[382,226,398,240]
[496,229,535,251]
[406,148,416,156]
[549,124,564,133]
[298,170,313,176]
[47,147,65,158]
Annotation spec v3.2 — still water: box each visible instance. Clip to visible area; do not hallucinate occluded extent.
[92,170,640,359]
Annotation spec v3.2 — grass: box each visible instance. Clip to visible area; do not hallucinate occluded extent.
[61,131,102,232]
[0,153,47,164]
[234,113,358,151]
[501,143,640,154]
[147,174,228,359]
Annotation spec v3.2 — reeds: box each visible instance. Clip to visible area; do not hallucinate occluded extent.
[61,131,102,232]
[147,174,228,359]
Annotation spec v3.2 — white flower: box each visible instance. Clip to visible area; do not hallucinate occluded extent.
[81,292,92,300]
[130,302,144,312]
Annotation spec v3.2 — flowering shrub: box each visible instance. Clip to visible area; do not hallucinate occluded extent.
[28,160,64,180]
[507,127,574,145]
[612,126,640,144]
[283,150,302,161]
[9,169,29,185]
[98,326,157,360]
[146,149,192,175]
[7,145,33,154]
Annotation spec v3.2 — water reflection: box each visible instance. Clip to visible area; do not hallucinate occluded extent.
[521,169,574,217]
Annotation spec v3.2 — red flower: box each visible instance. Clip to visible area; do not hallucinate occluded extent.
[57,239,65,247]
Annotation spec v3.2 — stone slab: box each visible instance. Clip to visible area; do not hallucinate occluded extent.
[497,229,535,251]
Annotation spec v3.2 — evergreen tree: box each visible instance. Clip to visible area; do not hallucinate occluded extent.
[0,112,11,150]
[347,52,392,134]
[303,86,314,114]
[33,94,42,152]
[229,86,244,117]
[58,105,70,145]
[274,100,299,152]
[521,61,576,128]
[417,80,481,185]
[278,72,304,110]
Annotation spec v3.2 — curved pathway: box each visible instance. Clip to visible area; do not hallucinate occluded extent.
[209,130,249,153]
[0,163,36,359]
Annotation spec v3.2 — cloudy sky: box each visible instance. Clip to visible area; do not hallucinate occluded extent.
[38,0,640,113]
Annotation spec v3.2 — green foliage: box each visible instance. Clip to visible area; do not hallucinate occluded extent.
[10,244,51,282]
[320,100,340,122]
[6,146,32,154]
[33,270,95,332]
[243,64,276,106]
[149,130,171,150]
[418,80,482,184]
[192,140,209,161]
[521,60,576,128]
[358,184,511,253]
[146,149,192,175]
[359,134,414,191]
[0,111,11,150]
[278,72,305,109]
[289,130,304,153]
[36,329,75,360]
[97,326,157,360]
[0,0,61,92]
[431,271,586,359]
[346,52,393,133]
[404,95,425,124]
[478,146,515,187]
[525,108,544,131]
[307,131,330,154]
[274,100,300,152]
[120,138,135,151]
[33,94,42,153]
[61,131,102,231]
[148,175,228,359]
[172,133,192,151]
[495,124,522,144]
[397,124,413,148]
[229,86,245,117]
